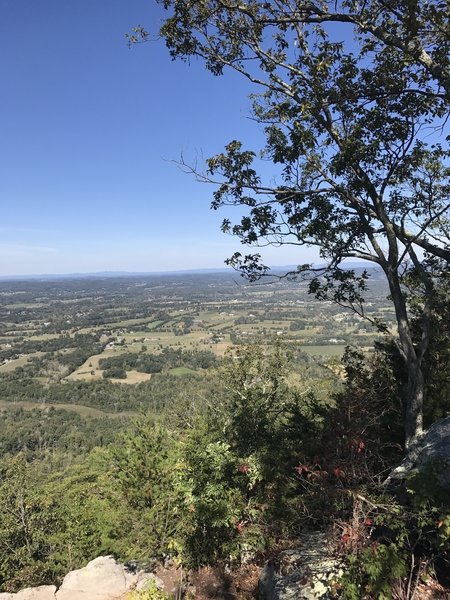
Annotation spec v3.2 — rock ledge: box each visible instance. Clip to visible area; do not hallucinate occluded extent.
[0,556,160,600]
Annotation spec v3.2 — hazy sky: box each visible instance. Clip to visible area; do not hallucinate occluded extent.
[0,0,319,276]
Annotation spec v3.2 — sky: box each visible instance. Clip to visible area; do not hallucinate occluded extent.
[0,0,320,276]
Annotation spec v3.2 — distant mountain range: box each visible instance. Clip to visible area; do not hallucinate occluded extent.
[0,262,381,282]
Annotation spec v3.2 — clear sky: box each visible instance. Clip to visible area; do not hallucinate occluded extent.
[0,0,318,276]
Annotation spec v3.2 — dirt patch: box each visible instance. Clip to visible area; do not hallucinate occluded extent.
[153,563,260,599]
[113,370,152,384]
[412,579,449,599]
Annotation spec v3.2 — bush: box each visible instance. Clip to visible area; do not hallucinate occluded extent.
[125,579,170,599]
[103,366,127,379]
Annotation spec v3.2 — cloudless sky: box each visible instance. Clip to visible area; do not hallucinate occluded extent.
[0,0,318,276]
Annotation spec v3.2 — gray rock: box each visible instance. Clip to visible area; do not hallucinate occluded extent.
[0,557,161,600]
[0,586,57,600]
[386,416,450,486]
[56,556,129,600]
[259,533,342,599]
[55,556,160,600]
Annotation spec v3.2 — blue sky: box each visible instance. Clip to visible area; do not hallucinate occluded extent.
[0,0,319,276]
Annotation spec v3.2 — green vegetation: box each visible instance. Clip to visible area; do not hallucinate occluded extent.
[154,0,449,452]
[99,347,216,376]
[2,0,449,593]
[0,333,448,595]
[126,585,171,600]
[0,272,448,596]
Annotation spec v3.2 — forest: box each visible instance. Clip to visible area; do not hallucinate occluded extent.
[0,267,449,598]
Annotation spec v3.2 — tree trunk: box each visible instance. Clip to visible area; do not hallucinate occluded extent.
[386,269,425,450]
[405,359,424,449]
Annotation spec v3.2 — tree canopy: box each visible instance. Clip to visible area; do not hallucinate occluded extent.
[139,0,450,448]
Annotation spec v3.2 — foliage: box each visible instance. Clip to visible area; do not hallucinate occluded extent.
[126,582,170,600]
[103,365,127,379]
[0,407,121,460]
[338,461,450,599]
[408,268,450,422]
[171,344,327,567]
[99,347,216,376]
[0,371,224,413]
[102,344,329,569]
[0,450,123,592]
[330,346,404,466]
[107,417,186,562]
[46,450,122,573]
[0,326,448,597]
[178,426,257,567]
[0,454,63,591]
[357,269,450,430]
[150,0,450,448]
[341,544,408,600]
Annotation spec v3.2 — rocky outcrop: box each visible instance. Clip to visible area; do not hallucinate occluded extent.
[0,557,161,600]
[0,588,57,600]
[258,533,342,600]
[386,416,450,487]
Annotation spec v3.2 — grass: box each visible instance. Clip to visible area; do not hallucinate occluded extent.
[0,352,45,373]
[300,344,347,357]
[111,370,152,384]
[0,356,30,372]
[147,319,165,330]
[0,400,123,418]
[208,318,236,330]
[108,316,161,328]
[3,302,46,309]
[65,350,117,381]
[29,333,62,341]
[168,366,197,376]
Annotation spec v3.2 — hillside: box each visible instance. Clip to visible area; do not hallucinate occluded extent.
[0,273,448,598]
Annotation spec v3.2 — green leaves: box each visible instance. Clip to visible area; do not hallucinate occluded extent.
[156,0,450,447]
[0,455,57,590]
[157,0,449,275]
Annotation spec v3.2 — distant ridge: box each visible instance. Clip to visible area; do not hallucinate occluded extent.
[0,268,231,282]
[0,261,379,282]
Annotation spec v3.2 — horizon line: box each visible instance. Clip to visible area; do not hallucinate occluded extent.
[0,260,378,282]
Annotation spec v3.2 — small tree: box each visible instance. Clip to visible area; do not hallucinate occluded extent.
[136,1,449,449]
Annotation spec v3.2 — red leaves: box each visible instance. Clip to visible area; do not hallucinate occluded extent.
[338,515,376,551]
[333,467,345,479]
[294,463,328,479]
[295,463,311,476]
[238,463,250,474]
[347,437,366,453]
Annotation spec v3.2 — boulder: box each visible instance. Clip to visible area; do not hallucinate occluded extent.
[386,416,450,487]
[259,533,342,600]
[0,557,162,600]
[0,587,57,600]
[55,556,160,600]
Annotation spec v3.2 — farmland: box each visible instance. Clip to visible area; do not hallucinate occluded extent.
[0,269,393,428]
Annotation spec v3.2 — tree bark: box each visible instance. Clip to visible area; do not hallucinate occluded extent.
[385,268,425,450]
[405,358,424,448]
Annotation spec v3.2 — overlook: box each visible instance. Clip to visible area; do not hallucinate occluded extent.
[1,0,449,598]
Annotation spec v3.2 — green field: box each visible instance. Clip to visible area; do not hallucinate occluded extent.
[300,344,347,356]
[169,366,197,376]
[0,400,127,419]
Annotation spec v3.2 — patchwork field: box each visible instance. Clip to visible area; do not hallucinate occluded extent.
[0,271,391,409]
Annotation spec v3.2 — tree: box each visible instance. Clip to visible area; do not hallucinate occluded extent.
[0,455,62,591]
[136,1,450,449]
